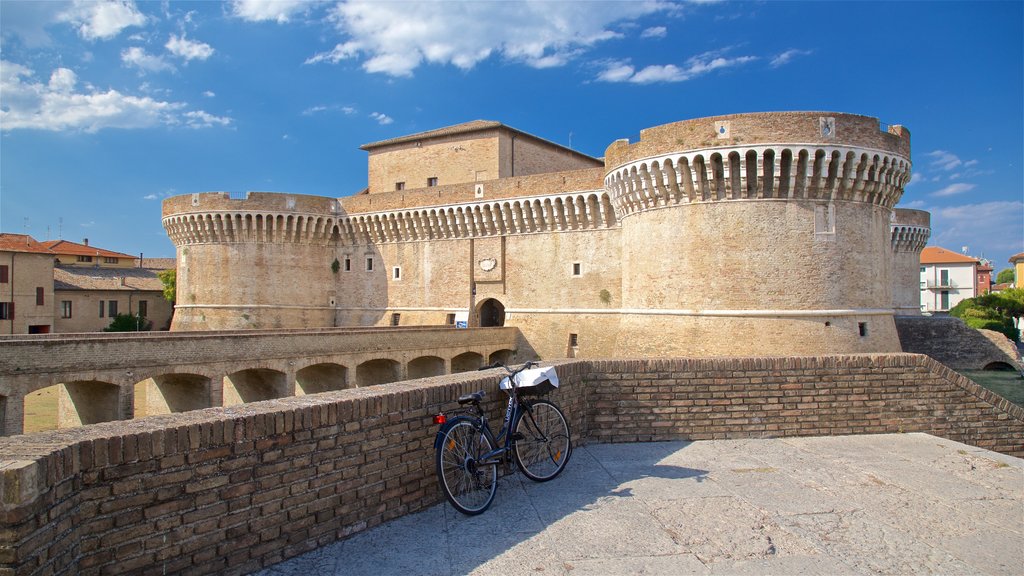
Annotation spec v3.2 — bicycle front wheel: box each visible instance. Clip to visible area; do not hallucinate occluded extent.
[513,400,571,482]
[436,417,498,515]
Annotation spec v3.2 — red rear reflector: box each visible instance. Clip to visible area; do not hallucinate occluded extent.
[433,414,447,425]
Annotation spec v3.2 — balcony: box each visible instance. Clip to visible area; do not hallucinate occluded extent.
[924,279,958,290]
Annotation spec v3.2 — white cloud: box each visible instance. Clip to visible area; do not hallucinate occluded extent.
[929,201,1024,256]
[770,48,812,68]
[184,110,232,128]
[166,34,214,61]
[202,90,216,98]
[302,104,358,116]
[122,47,175,73]
[597,50,758,84]
[143,194,158,200]
[58,0,148,41]
[230,0,311,24]
[309,1,668,77]
[931,183,976,197]
[0,60,231,132]
[370,112,393,125]
[641,26,667,39]
[900,199,927,209]
[926,150,963,171]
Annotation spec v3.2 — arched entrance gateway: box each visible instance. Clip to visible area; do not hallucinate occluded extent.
[478,298,505,327]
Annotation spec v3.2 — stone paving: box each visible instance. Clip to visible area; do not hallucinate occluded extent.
[256,433,1024,575]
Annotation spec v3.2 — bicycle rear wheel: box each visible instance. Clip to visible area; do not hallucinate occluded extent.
[436,417,498,515]
[513,400,571,482]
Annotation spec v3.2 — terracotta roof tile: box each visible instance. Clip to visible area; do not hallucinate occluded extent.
[53,265,166,292]
[42,239,135,259]
[0,233,55,254]
[920,246,978,264]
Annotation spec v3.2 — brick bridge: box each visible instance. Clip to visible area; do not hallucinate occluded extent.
[0,327,526,436]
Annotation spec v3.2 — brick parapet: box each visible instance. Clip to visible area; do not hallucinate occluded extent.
[3,353,1020,574]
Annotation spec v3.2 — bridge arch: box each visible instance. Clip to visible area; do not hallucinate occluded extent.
[224,368,289,405]
[296,363,349,395]
[488,349,516,366]
[135,374,212,417]
[356,359,401,387]
[407,356,445,380]
[60,380,122,428]
[451,352,484,373]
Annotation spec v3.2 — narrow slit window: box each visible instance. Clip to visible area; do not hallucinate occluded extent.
[569,333,579,347]
[391,313,401,326]
[393,266,401,280]
[366,257,373,271]
[858,322,868,338]
[572,262,581,276]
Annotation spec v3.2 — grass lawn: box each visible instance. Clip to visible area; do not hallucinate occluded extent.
[23,387,59,433]
[959,369,1024,408]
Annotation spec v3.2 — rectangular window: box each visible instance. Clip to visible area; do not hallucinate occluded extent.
[395,182,405,191]
[77,255,93,263]
[569,333,579,347]
[446,313,456,325]
[427,177,438,187]
[61,301,73,318]
[390,313,401,326]
[393,266,401,280]
[920,266,925,273]
[572,262,581,276]
[0,265,8,283]
[940,270,950,286]
[366,257,373,271]
[858,322,868,338]
[138,300,148,318]
[0,302,12,320]
[36,287,44,306]
[941,290,950,310]
[344,257,351,272]
[99,301,104,318]
[103,257,118,264]
[108,300,118,317]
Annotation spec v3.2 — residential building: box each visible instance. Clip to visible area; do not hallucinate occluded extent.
[976,260,993,295]
[0,233,56,334]
[1010,253,1024,288]
[53,258,174,332]
[42,239,136,268]
[920,246,978,313]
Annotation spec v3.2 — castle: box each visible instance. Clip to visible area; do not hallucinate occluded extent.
[162,111,930,359]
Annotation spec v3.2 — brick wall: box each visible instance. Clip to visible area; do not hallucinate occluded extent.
[2,354,1020,575]
[895,316,1022,370]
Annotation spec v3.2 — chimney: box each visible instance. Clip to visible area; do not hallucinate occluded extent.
[83,238,89,246]
[120,277,127,287]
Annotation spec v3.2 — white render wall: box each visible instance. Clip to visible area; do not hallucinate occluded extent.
[920,262,976,312]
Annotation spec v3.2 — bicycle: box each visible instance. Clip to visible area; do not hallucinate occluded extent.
[433,361,572,515]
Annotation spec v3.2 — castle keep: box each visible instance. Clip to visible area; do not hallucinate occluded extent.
[162,112,928,359]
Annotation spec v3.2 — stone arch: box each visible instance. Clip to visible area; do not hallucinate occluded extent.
[478,298,506,327]
[223,368,288,406]
[407,356,445,380]
[982,361,1016,371]
[727,151,742,199]
[779,149,793,198]
[134,373,212,417]
[451,352,484,373]
[43,380,122,430]
[296,363,349,395]
[356,359,401,387]
[762,149,776,198]
[488,349,516,366]
[745,149,759,198]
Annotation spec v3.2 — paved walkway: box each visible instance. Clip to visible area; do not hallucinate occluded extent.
[257,433,1023,575]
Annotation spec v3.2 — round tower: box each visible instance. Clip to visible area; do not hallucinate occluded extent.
[603,112,912,356]
[890,209,931,316]
[162,192,382,330]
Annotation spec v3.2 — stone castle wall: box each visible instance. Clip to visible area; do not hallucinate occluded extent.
[162,112,924,358]
[3,354,1021,575]
[891,208,931,315]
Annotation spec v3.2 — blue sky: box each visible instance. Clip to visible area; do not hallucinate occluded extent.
[1,0,1021,271]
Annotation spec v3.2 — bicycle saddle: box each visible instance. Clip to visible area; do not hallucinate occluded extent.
[458,391,485,405]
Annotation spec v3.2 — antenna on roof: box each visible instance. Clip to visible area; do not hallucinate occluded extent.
[59,217,63,239]
[961,246,969,254]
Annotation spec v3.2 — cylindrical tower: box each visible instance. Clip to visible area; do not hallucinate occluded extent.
[890,209,931,316]
[162,192,357,330]
[604,112,912,356]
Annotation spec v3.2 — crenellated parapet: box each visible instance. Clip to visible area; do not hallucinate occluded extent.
[163,190,618,247]
[604,112,912,219]
[890,208,931,253]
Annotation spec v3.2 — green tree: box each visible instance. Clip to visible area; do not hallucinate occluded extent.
[103,313,152,332]
[950,289,1023,342]
[157,268,176,303]
[996,268,1015,285]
